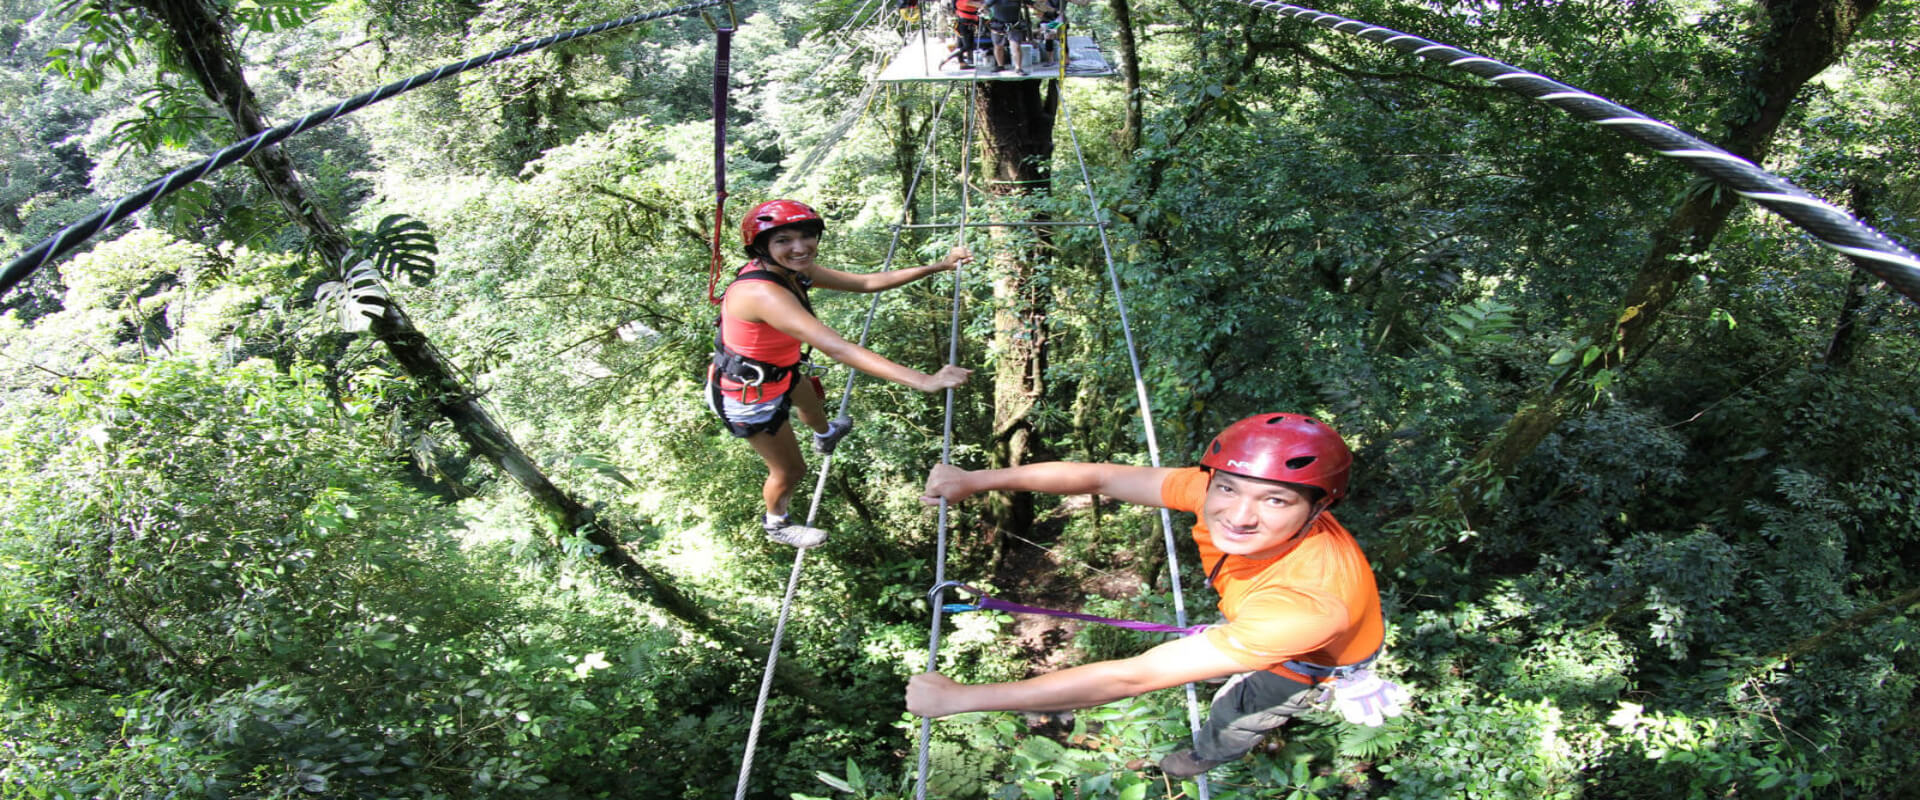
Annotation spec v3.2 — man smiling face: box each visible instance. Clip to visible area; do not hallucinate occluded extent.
[1200,471,1324,560]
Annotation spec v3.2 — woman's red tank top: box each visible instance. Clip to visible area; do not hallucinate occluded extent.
[715,261,808,398]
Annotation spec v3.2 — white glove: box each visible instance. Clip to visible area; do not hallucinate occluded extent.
[1328,669,1408,727]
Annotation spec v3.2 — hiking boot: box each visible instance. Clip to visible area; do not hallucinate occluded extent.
[1158,750,1228,779]
[763,515,827,548]
[812,415,854,454]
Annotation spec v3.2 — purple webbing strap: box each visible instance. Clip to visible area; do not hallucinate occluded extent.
[707,26,734,304]
[969,595,1209,636]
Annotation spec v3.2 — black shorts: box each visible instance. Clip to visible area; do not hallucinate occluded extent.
[705,367,795,439]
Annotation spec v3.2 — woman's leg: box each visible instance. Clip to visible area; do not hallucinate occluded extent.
[744,420,807,517]
[789,376,830,435]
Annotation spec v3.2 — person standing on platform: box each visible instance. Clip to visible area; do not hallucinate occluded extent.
[952,0,983,70]
[981,0,1030,74]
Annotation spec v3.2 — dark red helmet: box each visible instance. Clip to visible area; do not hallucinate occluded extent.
[740,199,825,249]
[1199,413,1351,503]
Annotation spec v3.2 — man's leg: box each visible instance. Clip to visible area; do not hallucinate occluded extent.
[1166,670,1319,776]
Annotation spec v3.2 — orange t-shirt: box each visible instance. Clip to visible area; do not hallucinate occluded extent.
[1161,468,1384,683]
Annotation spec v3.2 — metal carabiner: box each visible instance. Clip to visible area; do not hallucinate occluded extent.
[738,361,767,387]
[927,579,983,605]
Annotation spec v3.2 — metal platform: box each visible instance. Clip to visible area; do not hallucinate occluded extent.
[877,31,1117,82]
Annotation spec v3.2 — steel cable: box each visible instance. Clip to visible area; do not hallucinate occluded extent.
[1231,0,1920,306]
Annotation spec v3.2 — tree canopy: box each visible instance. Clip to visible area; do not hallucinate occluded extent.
[2,0,1917,798]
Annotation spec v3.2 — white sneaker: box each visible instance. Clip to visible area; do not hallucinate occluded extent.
[763,515,827,548]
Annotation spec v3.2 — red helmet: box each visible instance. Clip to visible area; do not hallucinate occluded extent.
[740,199,825,249]
[1199,413,1351,503]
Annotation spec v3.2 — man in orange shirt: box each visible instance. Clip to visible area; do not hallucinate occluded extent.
[909,414,1393,777]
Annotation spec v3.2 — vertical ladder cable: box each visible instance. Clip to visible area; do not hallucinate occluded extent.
[913,77,979,800]
[732,85,957,800]
[1058,90,1213,799]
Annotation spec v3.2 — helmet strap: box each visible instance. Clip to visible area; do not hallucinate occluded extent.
[1287,499,1334,541]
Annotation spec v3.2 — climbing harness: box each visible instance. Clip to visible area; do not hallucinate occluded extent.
[710,269,815,402]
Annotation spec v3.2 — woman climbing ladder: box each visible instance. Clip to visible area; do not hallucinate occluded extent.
[707,199,975,547]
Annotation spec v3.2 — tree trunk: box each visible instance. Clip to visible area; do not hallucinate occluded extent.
[1393,0,1886,564]
[1107,0,1142,153]
[1823,182,1880,368]
[131,0,834,708]
[977,80,1057,542]
[894,88,923,220]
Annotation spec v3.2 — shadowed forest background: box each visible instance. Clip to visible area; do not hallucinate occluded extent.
[2,0,1917,797]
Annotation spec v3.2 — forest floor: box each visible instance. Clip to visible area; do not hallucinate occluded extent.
[991,493,1158,674]
[989,493,1165,741]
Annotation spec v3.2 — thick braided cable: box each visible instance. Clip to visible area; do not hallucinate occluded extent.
[2,0,729,300]
[1059,89,1212,800]
[913,79,976,800]
[1230,0,1920,306]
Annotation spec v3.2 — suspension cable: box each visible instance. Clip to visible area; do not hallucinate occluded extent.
[1058,85,1213,800]
[0,0,730,301]
[1231,0,1920,307]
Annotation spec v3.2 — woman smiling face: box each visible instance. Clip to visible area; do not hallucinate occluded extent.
[763,227,821,274]
[1200,471,1322,560]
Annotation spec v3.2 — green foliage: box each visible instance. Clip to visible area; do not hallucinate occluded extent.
[228,0,332,34]
[1432,297,1517,357]
[313,258,390,332]
[1600,703,1842,799]
[348,213,438,285]
[1378,695,1586,800]
[106,83,223,153]
[7,0,1920,797]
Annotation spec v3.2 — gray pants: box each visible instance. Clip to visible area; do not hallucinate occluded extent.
[1193,669,1321,761]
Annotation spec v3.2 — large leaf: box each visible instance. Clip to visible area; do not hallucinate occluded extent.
[353,214,439,285]
[314,260,391,333]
